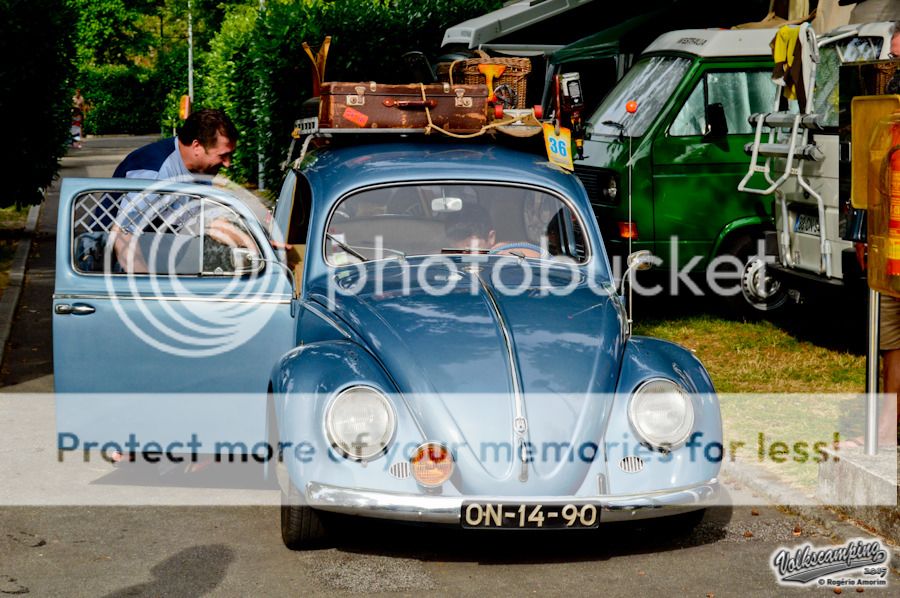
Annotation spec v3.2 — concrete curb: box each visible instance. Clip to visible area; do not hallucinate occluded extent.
[722,461,900,572]
[0,202,42,367]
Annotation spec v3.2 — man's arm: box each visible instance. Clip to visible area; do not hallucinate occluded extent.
[111,225,148,274]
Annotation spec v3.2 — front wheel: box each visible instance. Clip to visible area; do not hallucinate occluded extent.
[281,480,329,550]
[721,233,787,319]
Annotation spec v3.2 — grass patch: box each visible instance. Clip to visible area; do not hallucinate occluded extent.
[0,205,29,296]
[0,205,29,230]
[633,315,865,393]
[633,306,867,493]
[0,240,19,295]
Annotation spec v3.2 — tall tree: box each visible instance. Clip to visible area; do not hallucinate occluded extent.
[0,0,76,206]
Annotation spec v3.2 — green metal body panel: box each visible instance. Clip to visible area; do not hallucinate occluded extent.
[580,55,776,270]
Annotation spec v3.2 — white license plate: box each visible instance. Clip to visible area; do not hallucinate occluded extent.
[794,213,819,235]
[461,502,599,529]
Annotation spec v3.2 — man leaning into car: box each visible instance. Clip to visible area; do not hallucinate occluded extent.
[110,109,252,273]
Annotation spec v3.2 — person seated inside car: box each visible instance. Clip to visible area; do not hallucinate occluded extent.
[443,204,544,258]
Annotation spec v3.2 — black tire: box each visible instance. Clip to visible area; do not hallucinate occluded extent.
[281,480,328,550]
[719,233,787,319]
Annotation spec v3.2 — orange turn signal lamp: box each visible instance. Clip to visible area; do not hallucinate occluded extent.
[411,442,454,487]
[618,221,638,240]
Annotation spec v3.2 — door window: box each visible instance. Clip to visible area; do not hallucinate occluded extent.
[669,70,776,137]
[71,190,261,276]
[814,36,883,127]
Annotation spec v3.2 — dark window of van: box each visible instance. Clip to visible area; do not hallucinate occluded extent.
[669,71,776,137]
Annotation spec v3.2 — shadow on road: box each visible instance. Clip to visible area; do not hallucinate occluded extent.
[100,544,234,598]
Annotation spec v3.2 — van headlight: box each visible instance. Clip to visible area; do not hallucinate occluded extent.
[628,379,694,450]
[325,386,396,461]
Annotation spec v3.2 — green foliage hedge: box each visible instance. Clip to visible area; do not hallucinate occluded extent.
[200,3,260,184]
[1,0,76,207]
[79,65,160,135]
[199,0,503,187]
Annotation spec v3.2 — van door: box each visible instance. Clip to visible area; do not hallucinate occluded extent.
[651,65,776,268]
[53,178,296,452]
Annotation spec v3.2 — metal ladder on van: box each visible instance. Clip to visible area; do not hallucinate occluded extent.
[737,23,831,277]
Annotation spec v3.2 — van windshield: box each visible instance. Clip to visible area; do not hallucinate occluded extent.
[814,36,883,127]
[588,56,692,138]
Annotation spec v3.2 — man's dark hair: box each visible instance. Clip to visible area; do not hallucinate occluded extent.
[176,109,238,148]
[445,204,492,242]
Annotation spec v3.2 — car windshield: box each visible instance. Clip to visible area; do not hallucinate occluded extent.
[588,56,692,138]
[324,184,589,265]
[814,36,883,127]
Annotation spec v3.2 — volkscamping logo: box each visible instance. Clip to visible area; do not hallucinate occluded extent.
[769,539,890,588]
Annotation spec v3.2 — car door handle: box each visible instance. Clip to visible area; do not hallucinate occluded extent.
[55,303,95,315]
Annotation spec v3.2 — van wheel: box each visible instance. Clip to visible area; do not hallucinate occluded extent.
[721,233,786,319]
[281,481,328,550]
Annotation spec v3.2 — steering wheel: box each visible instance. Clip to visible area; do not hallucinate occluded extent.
[489,242,548,258]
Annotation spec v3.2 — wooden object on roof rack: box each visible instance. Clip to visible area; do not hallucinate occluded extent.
[302,36,331,97]
[438,50,531,109]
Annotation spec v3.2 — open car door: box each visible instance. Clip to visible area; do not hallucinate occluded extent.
[53,178,295,454]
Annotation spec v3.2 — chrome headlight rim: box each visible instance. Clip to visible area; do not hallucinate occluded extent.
[324,385,397,462]
[628,377,695,452]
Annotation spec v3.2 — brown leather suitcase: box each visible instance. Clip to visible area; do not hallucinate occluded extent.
[319,82,488,132]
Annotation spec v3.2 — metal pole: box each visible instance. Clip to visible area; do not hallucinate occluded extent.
[866,289,880,455]
[257,0,266,191]
[188,0,194,101]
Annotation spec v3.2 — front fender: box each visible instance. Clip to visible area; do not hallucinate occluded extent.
[270,340,396,439]
[604,336,721,496]
[269,341,428,496]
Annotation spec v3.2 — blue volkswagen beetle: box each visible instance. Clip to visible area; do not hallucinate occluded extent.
[53,140,720,549]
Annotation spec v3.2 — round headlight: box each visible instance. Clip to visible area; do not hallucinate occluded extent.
[603,177,618,200]
[325,386,396,461]
[628,379,694,450]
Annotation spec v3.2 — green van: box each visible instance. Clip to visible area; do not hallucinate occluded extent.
[575,28,782,313]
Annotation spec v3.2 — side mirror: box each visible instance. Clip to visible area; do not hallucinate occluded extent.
[627,249,655,272]
[231,247,264,274]
[704,103,728,139]
[620,250,658,295]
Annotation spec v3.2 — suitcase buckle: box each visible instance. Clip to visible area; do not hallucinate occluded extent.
[347,86,367,106]
[454,88,472,108]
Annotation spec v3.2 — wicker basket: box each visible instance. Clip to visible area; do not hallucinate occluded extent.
[437,50,531,109]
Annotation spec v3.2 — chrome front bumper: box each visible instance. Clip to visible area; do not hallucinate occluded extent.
[305,479,720,524]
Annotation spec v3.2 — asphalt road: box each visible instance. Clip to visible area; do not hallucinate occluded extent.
[0,136,895,597]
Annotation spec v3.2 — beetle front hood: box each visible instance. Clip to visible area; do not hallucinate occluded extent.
[318,258,625,493]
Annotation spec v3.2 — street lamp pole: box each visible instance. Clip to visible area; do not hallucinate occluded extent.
[258,0,266,190]
[188,0,194,102]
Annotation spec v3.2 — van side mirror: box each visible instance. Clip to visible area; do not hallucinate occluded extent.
[704,103,728,139]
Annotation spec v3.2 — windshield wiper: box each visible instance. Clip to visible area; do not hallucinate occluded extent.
[601,120,626,141]
[326,233,367,262]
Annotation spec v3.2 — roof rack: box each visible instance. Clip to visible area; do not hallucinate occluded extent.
[283,111,546,171]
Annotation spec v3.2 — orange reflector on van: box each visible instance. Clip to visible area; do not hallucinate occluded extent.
[411,442,454,487]
[618,221,638,239]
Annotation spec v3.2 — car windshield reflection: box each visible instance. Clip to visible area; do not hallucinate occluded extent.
[324,184,589,265]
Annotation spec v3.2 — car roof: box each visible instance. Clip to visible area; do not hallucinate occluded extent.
[298,142,587,206]
[643,28,779,58]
